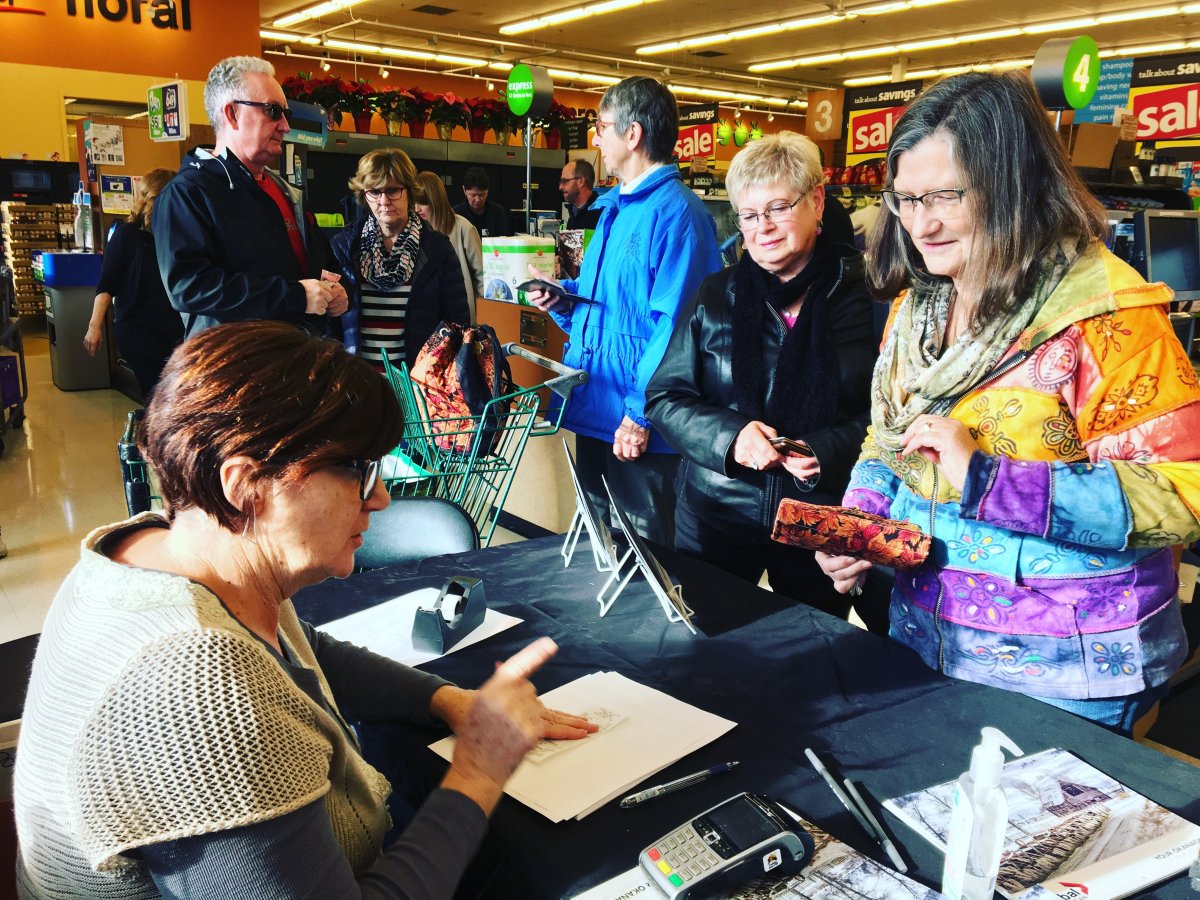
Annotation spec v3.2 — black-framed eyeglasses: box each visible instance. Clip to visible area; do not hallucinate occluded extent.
[232,99,290,122]
[365,186,406,201]
[735,196,805,232]
[338,458,382,500]
[558,175,582,184]
[880,188,968,218]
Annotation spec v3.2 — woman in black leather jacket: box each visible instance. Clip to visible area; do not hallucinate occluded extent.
[645,131,879,620]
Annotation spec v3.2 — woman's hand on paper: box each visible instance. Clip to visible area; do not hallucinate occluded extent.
[440,638,595,815]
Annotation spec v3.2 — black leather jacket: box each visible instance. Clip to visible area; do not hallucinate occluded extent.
[645,248,878,534]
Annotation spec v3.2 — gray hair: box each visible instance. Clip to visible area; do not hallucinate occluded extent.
[725,131,823,210]
[205,56,275,134]
[598,76,678,164]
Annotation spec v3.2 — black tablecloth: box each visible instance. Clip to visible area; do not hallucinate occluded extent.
[294,536,1200,898]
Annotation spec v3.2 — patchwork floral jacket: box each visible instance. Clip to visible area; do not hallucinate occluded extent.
[847,243,1200,700]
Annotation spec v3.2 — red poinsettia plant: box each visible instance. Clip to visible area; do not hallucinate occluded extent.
[428,91,470,129]
[336,77,375,117]
[373,87,418,122]
[465,96,507,131]
[280,73,374,117]
[535,99,575,128]
[405,87,438,123]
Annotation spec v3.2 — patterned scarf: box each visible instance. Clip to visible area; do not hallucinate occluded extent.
[358,213,422,290]
[870,240,1078,452]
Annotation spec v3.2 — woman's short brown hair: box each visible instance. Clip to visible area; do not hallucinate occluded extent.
[142,321,403,531]
[347,148,421,210]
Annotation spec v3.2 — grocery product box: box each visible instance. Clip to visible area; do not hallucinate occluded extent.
[481,236,555,305]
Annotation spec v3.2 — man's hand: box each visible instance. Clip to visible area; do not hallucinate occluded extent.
[300,278,334,315]
[613,416,650,461]
[321,270,349,316]
[523,264,569,313]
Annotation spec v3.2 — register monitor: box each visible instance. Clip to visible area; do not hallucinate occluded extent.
[1132,209,1200,305]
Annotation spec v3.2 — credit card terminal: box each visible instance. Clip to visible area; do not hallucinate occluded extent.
[638,793,814,899]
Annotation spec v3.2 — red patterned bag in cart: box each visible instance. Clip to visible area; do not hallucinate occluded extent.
[770,498,931,570]
[410,322,512,454]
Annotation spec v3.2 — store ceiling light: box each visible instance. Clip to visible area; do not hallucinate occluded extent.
[273,0,354,28]
[546,68,621,85]
[259,29,319,44]
[637,0,962,55]
[751,2,1188,72]
[501,0,654,35]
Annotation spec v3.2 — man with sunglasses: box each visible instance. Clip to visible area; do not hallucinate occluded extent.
[153,55,347,339]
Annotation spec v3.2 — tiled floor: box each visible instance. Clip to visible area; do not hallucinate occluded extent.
[0,331,139,643]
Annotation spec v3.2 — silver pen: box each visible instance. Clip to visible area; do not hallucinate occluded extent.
[619,761,739,808]
[842,778,908,874]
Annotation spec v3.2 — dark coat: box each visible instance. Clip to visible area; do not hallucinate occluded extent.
[152,148,333,338]
[645,247,878,535]
[330,213,471,368]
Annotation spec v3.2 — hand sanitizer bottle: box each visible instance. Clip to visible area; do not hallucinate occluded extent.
[942,727,1023,900]
[72,186,87,250]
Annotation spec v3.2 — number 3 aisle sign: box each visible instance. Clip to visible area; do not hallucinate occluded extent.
[1032,36,1101,110]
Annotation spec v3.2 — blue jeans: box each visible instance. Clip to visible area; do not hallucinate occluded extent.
[1030,681,1171,737]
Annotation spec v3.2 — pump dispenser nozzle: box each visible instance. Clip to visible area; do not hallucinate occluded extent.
[969,728,1022,793]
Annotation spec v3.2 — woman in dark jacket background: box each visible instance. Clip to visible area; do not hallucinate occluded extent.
[645,131,880,622]
[83,168,183,401]
[331,149,469,371]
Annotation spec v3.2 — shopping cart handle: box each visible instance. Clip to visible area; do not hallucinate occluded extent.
[501,343,588,399]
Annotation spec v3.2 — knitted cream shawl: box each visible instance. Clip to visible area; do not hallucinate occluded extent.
[14,515,390,896]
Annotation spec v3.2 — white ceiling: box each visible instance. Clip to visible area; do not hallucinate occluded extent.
[258,0,1200,108]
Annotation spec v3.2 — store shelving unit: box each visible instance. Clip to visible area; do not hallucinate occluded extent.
[0,201,74,317]
[0,266,27,458]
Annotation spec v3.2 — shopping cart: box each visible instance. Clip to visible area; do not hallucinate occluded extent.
[118,408,158,516]
[381,343,587,546]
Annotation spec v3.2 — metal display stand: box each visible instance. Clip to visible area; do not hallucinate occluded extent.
[596,476,697,634]
[560,438,620,573]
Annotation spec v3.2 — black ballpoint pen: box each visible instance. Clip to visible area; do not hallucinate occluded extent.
[619,761,739,808]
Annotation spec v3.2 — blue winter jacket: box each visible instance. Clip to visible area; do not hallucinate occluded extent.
[551,165,721,453]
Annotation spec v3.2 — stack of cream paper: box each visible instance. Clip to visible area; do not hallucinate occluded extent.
[429,670,736,822]
[316,587,523,667]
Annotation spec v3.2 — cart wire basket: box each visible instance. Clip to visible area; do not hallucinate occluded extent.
[381,342,587,546]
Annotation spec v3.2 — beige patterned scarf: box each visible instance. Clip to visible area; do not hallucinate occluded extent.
[870,241,1078,452]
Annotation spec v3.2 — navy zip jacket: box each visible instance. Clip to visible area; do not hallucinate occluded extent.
[152,147,333,338]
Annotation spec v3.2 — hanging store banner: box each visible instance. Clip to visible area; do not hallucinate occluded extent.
[83,120,125,166]
[678,103,719,126]
[1074,59,1134,125]
[1128,51,1200,157]
[805,89,844,143]
[147,80,189,142]
[843,81,922,166]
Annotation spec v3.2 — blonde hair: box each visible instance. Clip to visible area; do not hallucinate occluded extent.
[415,171,456,235]
[725,131,823,210]
[347,149,419,209]
[128,168,174,230]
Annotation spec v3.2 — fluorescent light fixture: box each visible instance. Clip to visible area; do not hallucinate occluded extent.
[847,56,1035,84]
[752,4,1187,72]
[843,75,892,86]
[489,62,514,71]
[435,53,488,66]
[273,0,353,28]
[1101,41,1187,56]
[324,38,383,53]
[501,0,654,35]
[547,68,621,85]
[260,29,295,41]
[638,0,965,55]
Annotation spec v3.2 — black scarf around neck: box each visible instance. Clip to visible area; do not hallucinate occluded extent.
[731,235,841,440]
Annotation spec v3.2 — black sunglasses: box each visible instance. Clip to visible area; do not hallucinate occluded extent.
[338,458,382,500]
[233,99,290,122]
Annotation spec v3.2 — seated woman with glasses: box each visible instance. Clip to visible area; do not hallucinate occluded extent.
[816,72,1200,735]
[13,321,595,899]
[332,149,470,372]
[645,131,882,624]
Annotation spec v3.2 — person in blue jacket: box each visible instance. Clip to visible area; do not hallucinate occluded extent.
[528,76,721,545]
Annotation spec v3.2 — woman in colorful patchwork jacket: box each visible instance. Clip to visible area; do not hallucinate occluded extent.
[816,71,1200,735]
